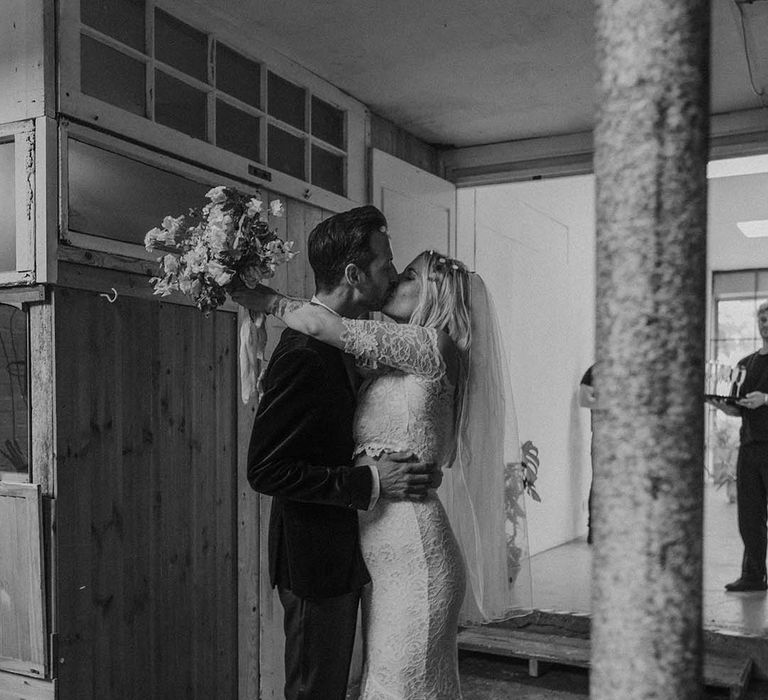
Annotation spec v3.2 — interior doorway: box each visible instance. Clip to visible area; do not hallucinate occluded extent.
[456,176,596,557]
[452,153,768,636]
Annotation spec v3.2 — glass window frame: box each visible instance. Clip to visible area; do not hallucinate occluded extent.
[60,121,269,261]
[710,269,768,358]
[706,268,768,482]
[0,121,37,287]
[0,297,32,483]
[60,1,364,210]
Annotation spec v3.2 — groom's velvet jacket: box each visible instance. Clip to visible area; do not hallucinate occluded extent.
[247,328,373,599]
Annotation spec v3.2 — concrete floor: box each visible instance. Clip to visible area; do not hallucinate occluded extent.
[457,481,768,698]
[519,481,768,637]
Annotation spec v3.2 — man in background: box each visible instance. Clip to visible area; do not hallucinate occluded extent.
[709,301,768,592]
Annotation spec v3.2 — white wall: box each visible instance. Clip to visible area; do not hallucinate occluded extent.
[457,175,596,556]
[708,171,768,272]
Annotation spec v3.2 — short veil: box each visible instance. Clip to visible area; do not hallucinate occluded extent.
[441,273,533,624]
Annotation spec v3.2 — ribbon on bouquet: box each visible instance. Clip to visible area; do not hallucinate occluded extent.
[239,310,268,404]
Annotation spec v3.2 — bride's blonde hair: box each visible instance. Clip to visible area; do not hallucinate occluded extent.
[408,250,472,353]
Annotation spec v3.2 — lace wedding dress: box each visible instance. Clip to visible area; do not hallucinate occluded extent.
[342,319,466,700]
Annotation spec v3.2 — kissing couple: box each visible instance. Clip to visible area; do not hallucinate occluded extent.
[234,205,533,700]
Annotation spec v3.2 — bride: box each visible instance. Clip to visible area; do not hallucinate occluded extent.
[237,249,534,699]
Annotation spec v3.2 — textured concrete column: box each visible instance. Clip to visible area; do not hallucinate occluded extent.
[591,2,710,698]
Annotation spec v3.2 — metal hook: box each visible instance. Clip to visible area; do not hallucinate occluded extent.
[99,288,118,303]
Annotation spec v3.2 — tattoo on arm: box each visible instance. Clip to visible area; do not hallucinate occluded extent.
[270,296,309,319]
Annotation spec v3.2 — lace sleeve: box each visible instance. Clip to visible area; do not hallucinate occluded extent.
[340,319,446,380]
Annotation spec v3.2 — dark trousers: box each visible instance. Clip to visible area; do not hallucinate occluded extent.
[278,586,361,700]
[736,442,768,581]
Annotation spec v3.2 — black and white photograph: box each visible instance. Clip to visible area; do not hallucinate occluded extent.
[2,1,768,698]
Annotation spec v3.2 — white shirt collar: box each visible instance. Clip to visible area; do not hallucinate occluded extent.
[310,295,342,318]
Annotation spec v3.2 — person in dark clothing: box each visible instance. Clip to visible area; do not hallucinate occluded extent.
[709,300,768,592]
[244,205,439,699]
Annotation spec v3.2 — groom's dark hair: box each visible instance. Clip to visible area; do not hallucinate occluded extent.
[308,205,388,292]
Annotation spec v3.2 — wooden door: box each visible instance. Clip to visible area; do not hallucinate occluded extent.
[54,283,239,699]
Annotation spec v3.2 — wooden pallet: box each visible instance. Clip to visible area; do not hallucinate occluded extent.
[458,627,754,700]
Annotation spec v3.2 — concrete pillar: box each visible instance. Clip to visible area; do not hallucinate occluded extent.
[591,2,710,698]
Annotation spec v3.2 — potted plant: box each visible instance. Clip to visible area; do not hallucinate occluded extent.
[707,421,739,503]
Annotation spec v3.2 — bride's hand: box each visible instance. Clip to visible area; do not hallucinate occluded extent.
[230,282,279,314]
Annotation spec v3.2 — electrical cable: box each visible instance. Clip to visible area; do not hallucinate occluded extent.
[734,0,768,109]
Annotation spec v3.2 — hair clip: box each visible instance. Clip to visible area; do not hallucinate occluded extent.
[438,257,446,264]
[379,226,387,233]
[451,264,459,270]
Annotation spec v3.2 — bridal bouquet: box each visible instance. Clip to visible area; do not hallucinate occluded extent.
[145,185,295,312]
[145,185,297,402]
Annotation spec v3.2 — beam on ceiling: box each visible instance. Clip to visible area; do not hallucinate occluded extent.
[442,107,768,185]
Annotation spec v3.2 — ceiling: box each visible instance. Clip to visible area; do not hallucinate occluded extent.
[198,0,768,149]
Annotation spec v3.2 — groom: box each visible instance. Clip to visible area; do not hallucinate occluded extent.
[245,205,438,700]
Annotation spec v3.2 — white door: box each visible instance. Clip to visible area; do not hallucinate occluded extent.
[456,178,596,556]
[371,149,456,269]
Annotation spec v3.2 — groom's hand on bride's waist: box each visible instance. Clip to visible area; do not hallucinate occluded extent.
[375,451,441,501]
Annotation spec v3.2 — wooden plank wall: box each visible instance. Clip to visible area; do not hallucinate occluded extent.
[54,281,238,700]
[255,196,332,700]
[51,193,344,699]
[369,112,442,178]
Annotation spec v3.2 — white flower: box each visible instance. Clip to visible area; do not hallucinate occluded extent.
[145,226,177,251]
[162,215,184,235]
[162,254,180,275]
[145,227,163,251]
[204,205,233,253]
[206,260,234,286]
[205,186,227,203]
[264,239,296,264]
[246,197,263,217]
[183,242,208,274]
[204,224,228,254]
[269,199,284,217]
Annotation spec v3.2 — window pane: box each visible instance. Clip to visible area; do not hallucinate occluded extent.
[0,304,28,476]
[154,9,208,82]
[268,126,304,180]
[216,43,260,109]
[0,142,16,273]
[81,0,145,51]
[717,299,759,341]
[216,101,260,162]
[268,72,305,130]
[155,71,207,140]
[715,338,757,367]
[311,145,345,196]
[81,36,146,116]
[311,97,344,149]
[67,138,210,245]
